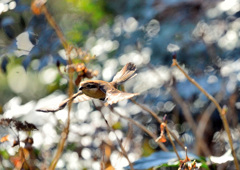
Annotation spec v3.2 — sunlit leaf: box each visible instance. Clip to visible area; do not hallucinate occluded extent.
[210,149,233,164]
[0,134,9,143]
[125,151,200,170]
[0,150,10,159]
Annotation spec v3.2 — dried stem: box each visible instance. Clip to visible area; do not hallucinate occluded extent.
[110,107,169,152]
[169,87,197,132]
[169,87,211,156]
[93,103,134,170]
[100,143,105,170]
[172,59,222,112]
[49,51,74,170]
[131,99,185,150]
[148,62,214,156]
[42,5,74,167]
[172,58,239,170]
[41,5,68,50]
[165,124,180,161]
[196,90,224,154]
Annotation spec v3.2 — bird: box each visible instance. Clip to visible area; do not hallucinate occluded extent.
[75,62,139,105]
[36,62,139,112]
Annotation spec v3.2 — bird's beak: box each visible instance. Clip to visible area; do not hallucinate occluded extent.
[79,86,83,90]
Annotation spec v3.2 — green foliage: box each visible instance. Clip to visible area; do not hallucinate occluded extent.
[67,0,107,24]
[142,139,155,157]
[112,121,122,130]
[66,0,112,44]
[0,150,10,160]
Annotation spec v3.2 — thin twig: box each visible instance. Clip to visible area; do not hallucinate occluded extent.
[47,36,71,170]
[41,5,68,50]
[93,102,134,170]
[169,87,197,132]
[169,87,211,156]
[125,123,133,148]
[131,99,185,150]
[145,64,198,153]
[165,124,180,161]
[49,58,73,170]
[172,58,239,170]
[172,59,222,113]
[100,143,105,170]
[196,89,224,154]
[110,106,169,152]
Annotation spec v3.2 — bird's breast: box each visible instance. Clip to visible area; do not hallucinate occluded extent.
[82,88,106,99]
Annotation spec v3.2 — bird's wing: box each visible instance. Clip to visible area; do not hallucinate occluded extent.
[36,91,88,113]
[112,63,137,86]
[98,82,113,94]
[105,88,139,105]
[73,94,92,103]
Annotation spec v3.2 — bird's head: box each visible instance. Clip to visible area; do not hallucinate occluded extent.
[79,80,99,91]
[79,80,106,99]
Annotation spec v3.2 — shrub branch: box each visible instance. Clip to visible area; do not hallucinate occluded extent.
[172,58,239,170]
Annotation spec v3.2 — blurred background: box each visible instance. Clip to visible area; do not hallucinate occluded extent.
[0,0,240,169]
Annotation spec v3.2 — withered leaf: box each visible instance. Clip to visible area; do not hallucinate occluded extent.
[0,118,13,127]
[24,121,38,131]
[12,140,20,147]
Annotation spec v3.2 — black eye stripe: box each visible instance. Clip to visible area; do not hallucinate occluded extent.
[87,84,97,88]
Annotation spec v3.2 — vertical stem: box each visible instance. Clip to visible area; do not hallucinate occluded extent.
[93,103,134,170]
[131,99,185,150]
[173,59,222,113]
[41,5,69,50]
[146,64,210,154]
[166,125,180,161]
[173,59,239,170]
[49,59,73,170]
[169,87,211,156]
[111,107,169,151]
[43,5,74,166]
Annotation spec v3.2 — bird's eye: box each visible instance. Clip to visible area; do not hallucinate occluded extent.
[87,84,96,88]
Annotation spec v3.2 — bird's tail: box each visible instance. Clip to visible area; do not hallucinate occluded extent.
[111,63,137,86]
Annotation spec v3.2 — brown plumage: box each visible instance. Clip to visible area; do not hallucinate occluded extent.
[75,62,138,105]
[36,63,139,112]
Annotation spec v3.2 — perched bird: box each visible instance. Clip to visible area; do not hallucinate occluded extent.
[75,62,139,105]
[37,63,138,112]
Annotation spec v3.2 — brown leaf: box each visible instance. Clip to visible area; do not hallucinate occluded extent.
[156,122,167,143]
[22,137,34,146]
[13,120,25,131]
[24,121,38,131]
[31,0,46,15]
[0,118,13,127]
[12,140,20,147]
[13,120,38,131]
[0,134,9,143]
